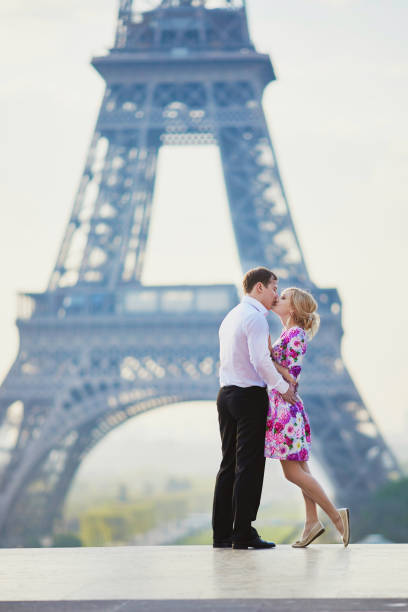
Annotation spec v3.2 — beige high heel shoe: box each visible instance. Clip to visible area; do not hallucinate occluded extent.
[338,508,350,547]
[292,520,325,548]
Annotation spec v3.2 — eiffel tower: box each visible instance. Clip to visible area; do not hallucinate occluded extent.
[0,0,400,546]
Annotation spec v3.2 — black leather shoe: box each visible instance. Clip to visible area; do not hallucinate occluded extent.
[232,535,276,550]
[213,538,232,548]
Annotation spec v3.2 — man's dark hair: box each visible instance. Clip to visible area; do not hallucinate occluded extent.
[243,267,277,294]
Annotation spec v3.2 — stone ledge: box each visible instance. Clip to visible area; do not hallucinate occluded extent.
[0,600,408,612]
[0,545,407,602]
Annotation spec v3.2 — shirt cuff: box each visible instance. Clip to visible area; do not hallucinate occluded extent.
[274,379,289,394]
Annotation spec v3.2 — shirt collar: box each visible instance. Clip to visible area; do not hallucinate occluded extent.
[242,295,269,316]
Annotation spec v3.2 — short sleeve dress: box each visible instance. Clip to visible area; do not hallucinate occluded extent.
[264,326,311,461]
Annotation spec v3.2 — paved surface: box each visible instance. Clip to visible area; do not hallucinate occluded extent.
[0,545,407,611]
[0,601,407,611]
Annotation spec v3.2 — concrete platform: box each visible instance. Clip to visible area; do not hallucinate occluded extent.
[0,545,407,611]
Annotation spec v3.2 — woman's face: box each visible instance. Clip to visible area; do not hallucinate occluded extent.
[272,290,293,322]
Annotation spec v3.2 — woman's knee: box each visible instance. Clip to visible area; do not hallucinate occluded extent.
[281,461,298,483]
[299,460,310,474]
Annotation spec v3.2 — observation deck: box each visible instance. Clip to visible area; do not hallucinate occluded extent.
[0,544,407,611]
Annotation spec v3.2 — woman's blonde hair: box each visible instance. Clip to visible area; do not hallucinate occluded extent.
[284,287,320,339]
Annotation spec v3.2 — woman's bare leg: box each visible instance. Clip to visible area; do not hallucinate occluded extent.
[281,459,344,535]
[299,462,319,537]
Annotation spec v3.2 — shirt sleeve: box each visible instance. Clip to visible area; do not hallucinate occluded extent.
[245,314,289,394]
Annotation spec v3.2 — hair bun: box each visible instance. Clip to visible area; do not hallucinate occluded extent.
[286,286,320,339]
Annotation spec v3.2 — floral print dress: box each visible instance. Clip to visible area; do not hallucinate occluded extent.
[264,326,311,461]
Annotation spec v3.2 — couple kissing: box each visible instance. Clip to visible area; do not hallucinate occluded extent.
[212,267,350,550]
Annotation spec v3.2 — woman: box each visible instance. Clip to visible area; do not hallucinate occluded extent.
[265,287,350,547]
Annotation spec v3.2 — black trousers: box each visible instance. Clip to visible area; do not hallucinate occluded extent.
[212,385,269,542]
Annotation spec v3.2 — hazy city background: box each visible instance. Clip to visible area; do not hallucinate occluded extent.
[1,0,407,545]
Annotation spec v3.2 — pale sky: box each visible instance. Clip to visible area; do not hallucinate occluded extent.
[1,0,408,464]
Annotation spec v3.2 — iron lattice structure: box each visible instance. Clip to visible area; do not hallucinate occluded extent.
[0,0,400,545]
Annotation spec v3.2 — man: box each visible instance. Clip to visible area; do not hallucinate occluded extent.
[212,267,297,550]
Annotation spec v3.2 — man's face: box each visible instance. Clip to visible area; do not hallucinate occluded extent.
[261,279,279,310]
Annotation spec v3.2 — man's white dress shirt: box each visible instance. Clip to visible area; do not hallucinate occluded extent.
[219,295,289,394]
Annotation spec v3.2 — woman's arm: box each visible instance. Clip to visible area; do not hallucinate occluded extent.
[274,361,297,386]
[268,335,297,386]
